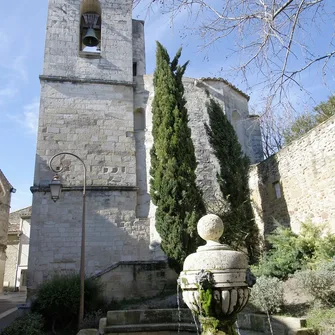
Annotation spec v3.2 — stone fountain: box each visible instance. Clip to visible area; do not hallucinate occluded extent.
[179,214,251,335]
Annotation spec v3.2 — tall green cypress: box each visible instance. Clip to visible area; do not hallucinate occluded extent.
[205,98,260,263]
[150,42,206,273]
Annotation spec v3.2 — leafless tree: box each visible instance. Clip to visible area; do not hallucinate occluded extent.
[259,108,287,158]
[134,0,335,106]
[256,99,314,157]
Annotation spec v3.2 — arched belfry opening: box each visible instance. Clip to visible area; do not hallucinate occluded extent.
[80,0,101,53]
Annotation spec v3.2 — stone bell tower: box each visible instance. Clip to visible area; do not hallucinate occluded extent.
[28,0,151,291]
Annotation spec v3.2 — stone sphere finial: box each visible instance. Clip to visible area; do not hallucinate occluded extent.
[197,214,224,243]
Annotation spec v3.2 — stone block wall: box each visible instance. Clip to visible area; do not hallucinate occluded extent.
[3,235,19,290]
[34,80,136,187]
[133,75,263,248]
[132,20,145,76]
[95,261,177,302]
[0,170,13,292]
[30,0,264,296]
[3,207,31,291]
[43,0,133,83]
[29,0,153,292]
[249,115,335,237]
[29,191,152,289]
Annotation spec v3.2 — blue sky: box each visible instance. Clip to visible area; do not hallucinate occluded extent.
[1,0,334,211]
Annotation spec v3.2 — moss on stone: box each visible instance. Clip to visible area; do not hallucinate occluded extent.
[200,316,238,335]
[200,287,213,316]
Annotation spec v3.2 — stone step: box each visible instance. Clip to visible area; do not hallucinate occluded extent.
[238,331,265,335]
[106,309,194,326]
[237,313,308,334]
[104,323,196,334]
[291,329,315,335]
[237,327,315,335]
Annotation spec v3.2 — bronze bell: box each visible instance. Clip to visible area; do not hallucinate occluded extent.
[83,28,99,47]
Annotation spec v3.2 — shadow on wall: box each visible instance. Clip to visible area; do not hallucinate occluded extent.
[255,155,291,239]
[134,108,150,218]
[28,154,175,302]
[134,75,150,219]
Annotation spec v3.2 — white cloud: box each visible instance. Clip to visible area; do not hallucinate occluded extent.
[0,84,18,106]
[12,55,28,81]
[0,31,9,52]
[23,100,39,134]
[0,86,17,98]
[8,99,40,133]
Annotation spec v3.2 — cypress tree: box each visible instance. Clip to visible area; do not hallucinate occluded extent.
[150,42,206,273]
[205,98,260,263]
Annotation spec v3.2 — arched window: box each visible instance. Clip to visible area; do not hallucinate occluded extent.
[134,108,145,131]
[80,0,101,53]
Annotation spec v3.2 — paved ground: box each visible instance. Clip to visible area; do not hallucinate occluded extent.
[0,292,26,314]
[0,292,27,331]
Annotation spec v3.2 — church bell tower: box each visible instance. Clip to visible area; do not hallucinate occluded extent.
[28,0,149,291]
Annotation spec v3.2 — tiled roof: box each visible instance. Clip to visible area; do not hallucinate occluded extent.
[199,77,250,101]
[9,206,32,225]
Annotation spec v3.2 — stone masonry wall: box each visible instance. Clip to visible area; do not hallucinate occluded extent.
[43,0,133,83]
[3,207,31,290]
[29,0,150,291]
[249,115,335,237]
[132,20,146,76]
[95,261,177,301]
[34,81,136,187]
[31,0,263,295]
[29,191,152,289]
[0,170,12,292]
[133,75,263,249]
[3,235,19,290]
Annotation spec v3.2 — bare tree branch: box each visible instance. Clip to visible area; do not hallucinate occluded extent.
[137,0,335,108]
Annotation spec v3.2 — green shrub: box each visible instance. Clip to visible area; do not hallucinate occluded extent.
[307,307,335,333]
[1,313,44,335]
[298,223,335,266]
[295,261,335,307]
[31,273,104,331]
[249,276,284,314]
[252,226,303,279]
[252,223,335,279]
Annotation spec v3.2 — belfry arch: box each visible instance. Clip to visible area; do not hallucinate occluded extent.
[80,0,102,52]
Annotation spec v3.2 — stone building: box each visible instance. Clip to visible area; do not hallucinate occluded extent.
[249,115,335,238]
[28,0,262,297]
[3,207,31,292]
[0,170,15,292]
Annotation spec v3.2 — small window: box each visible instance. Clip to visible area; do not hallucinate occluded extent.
[273,181,282,199]
[133,63,137,76]
[134,108,145,131]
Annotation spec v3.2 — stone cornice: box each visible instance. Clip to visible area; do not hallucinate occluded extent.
[30,185,138,193]
[39,75,135,87]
